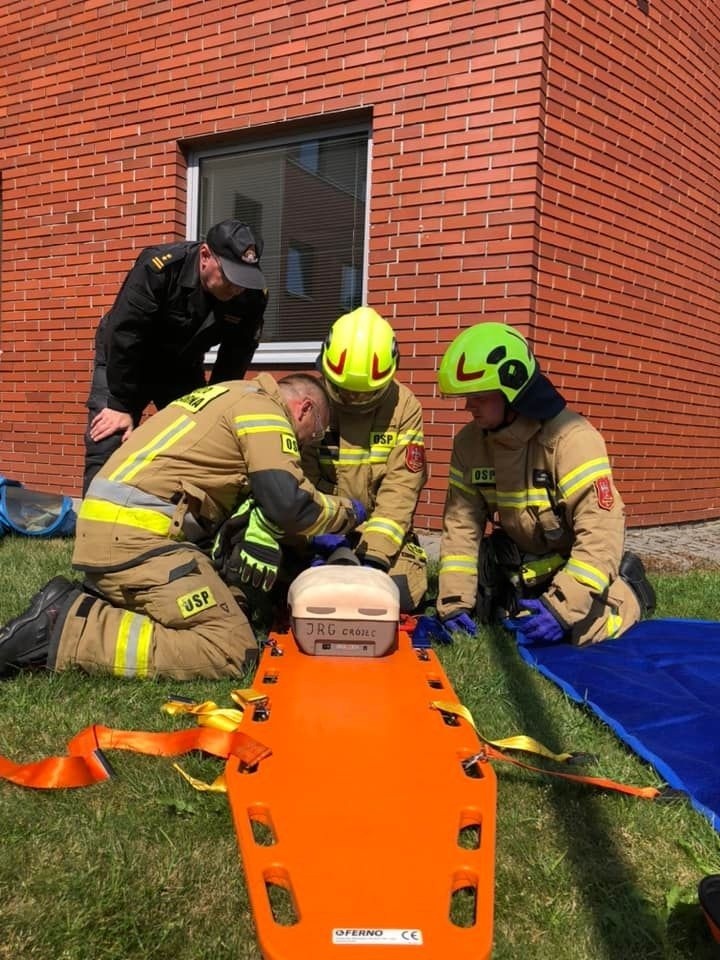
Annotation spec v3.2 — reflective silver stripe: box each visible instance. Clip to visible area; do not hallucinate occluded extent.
[86,478,176,517]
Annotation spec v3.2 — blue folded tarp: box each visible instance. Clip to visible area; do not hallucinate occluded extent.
[0,476,76,538]
[516,618,720,831]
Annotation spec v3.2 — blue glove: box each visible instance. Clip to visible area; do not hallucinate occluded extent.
[504,598,566,645]
[443,611,477,634]
[350,499,367,525]
[311,533,350,554]
[411,611,477,648]
[411,615,453,648]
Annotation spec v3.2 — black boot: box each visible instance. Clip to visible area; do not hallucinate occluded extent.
[0,576,82,676]
[619,551,656,617]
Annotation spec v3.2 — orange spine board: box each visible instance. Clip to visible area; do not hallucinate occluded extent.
[226,627,497,959]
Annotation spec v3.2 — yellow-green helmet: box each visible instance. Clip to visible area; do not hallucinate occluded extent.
[438,322,536,401]
[321,307,398,393]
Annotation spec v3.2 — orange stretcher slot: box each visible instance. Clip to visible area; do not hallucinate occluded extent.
[226,625,497,960]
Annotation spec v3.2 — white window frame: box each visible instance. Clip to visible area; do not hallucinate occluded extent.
[186,124,373,366]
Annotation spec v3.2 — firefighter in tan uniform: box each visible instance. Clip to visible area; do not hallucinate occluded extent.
[427,323,655,647]
[300,307,428,612]
[0,374,365,680]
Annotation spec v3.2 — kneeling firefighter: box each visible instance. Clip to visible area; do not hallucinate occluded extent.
[0,374,365,681]
[300,307,429,613]
[426,322,655,646]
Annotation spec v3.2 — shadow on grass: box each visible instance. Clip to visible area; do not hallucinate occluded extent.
[484,626,714,960]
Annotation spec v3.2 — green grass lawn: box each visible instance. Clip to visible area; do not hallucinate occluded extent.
[1,538,719,959]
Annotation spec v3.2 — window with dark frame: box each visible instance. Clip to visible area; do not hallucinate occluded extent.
[196,129,369,349]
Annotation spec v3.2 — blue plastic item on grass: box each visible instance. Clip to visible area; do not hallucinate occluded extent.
[0,476,76,538]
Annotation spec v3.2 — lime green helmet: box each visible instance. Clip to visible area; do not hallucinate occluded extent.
[321,307,398,395]
[438,322,536,401]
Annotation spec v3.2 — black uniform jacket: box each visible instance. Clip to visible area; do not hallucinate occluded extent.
[103,241,268,417]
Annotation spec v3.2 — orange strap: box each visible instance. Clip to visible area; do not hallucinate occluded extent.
[431,702,669,802]
[0,724,271,790]
[468,742,664,800]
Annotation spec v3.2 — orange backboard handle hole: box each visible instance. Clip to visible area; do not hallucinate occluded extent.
[457,819,482,850]
[261,671,279,684]
[460,757,485,780]
[264,867,299,927]
[439,711,460,727]
[248,804,277,847]
[449,871,478,928]
[426,674,445,690]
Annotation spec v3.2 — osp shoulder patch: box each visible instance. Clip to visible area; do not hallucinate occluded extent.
[405,443,426,473]
[594,475,615,511]
[370,430,397,447]
[177,587,217,619]
[281,432,299,456]
[172,384,230,412]
[471,466,496,486]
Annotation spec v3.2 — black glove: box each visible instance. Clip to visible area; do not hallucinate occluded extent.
[226,506,284,592]
[211,498,254,572]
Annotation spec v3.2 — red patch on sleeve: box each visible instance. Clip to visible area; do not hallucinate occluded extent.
[405,443,426,474]
[594,476,615,511]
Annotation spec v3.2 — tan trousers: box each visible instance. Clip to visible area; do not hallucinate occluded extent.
[388,539,428,613]
[55,548,257,680]
[571,577,641,646]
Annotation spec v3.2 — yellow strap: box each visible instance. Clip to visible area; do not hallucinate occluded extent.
[163,691,266,789]
[432,700,575,763]
[172,763,228,793]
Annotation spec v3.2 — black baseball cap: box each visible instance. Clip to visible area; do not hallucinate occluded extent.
[205,220,267,290]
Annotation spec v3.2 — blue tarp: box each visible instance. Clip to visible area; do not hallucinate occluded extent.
[516,618,720,831]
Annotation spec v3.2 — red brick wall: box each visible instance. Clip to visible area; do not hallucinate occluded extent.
[535,0,720,525]
[1,0,718,529]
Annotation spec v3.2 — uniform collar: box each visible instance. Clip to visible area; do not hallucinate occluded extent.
[255,372,295,427]
[488,414,543,449]
[178,243,202,289]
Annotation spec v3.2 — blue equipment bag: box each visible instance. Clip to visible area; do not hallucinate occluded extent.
[0,476,76,538]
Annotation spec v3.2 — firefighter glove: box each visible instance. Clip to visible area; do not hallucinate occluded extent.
[226,507,283,592]
[211,498,255,570]
[504,598,565,645]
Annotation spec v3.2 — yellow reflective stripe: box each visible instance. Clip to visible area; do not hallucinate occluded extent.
[449,472,476,495]
[607,611,623,637]
[302,492,335,537]
[565,558,609,591]
[496,487,552,510]
[325,450,370,466]
[109,415,196,483]
[398,430,424,445]
[234,413,292,437]
[364,515,404,546]
[558,457,611,500]
[439,554,477,576]
[78,498,172,536]
[114,610,153,678]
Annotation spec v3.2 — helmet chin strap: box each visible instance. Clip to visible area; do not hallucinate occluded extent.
[325,379,392,415]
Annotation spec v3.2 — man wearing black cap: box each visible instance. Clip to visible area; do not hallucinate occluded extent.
[82,220,269,493]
